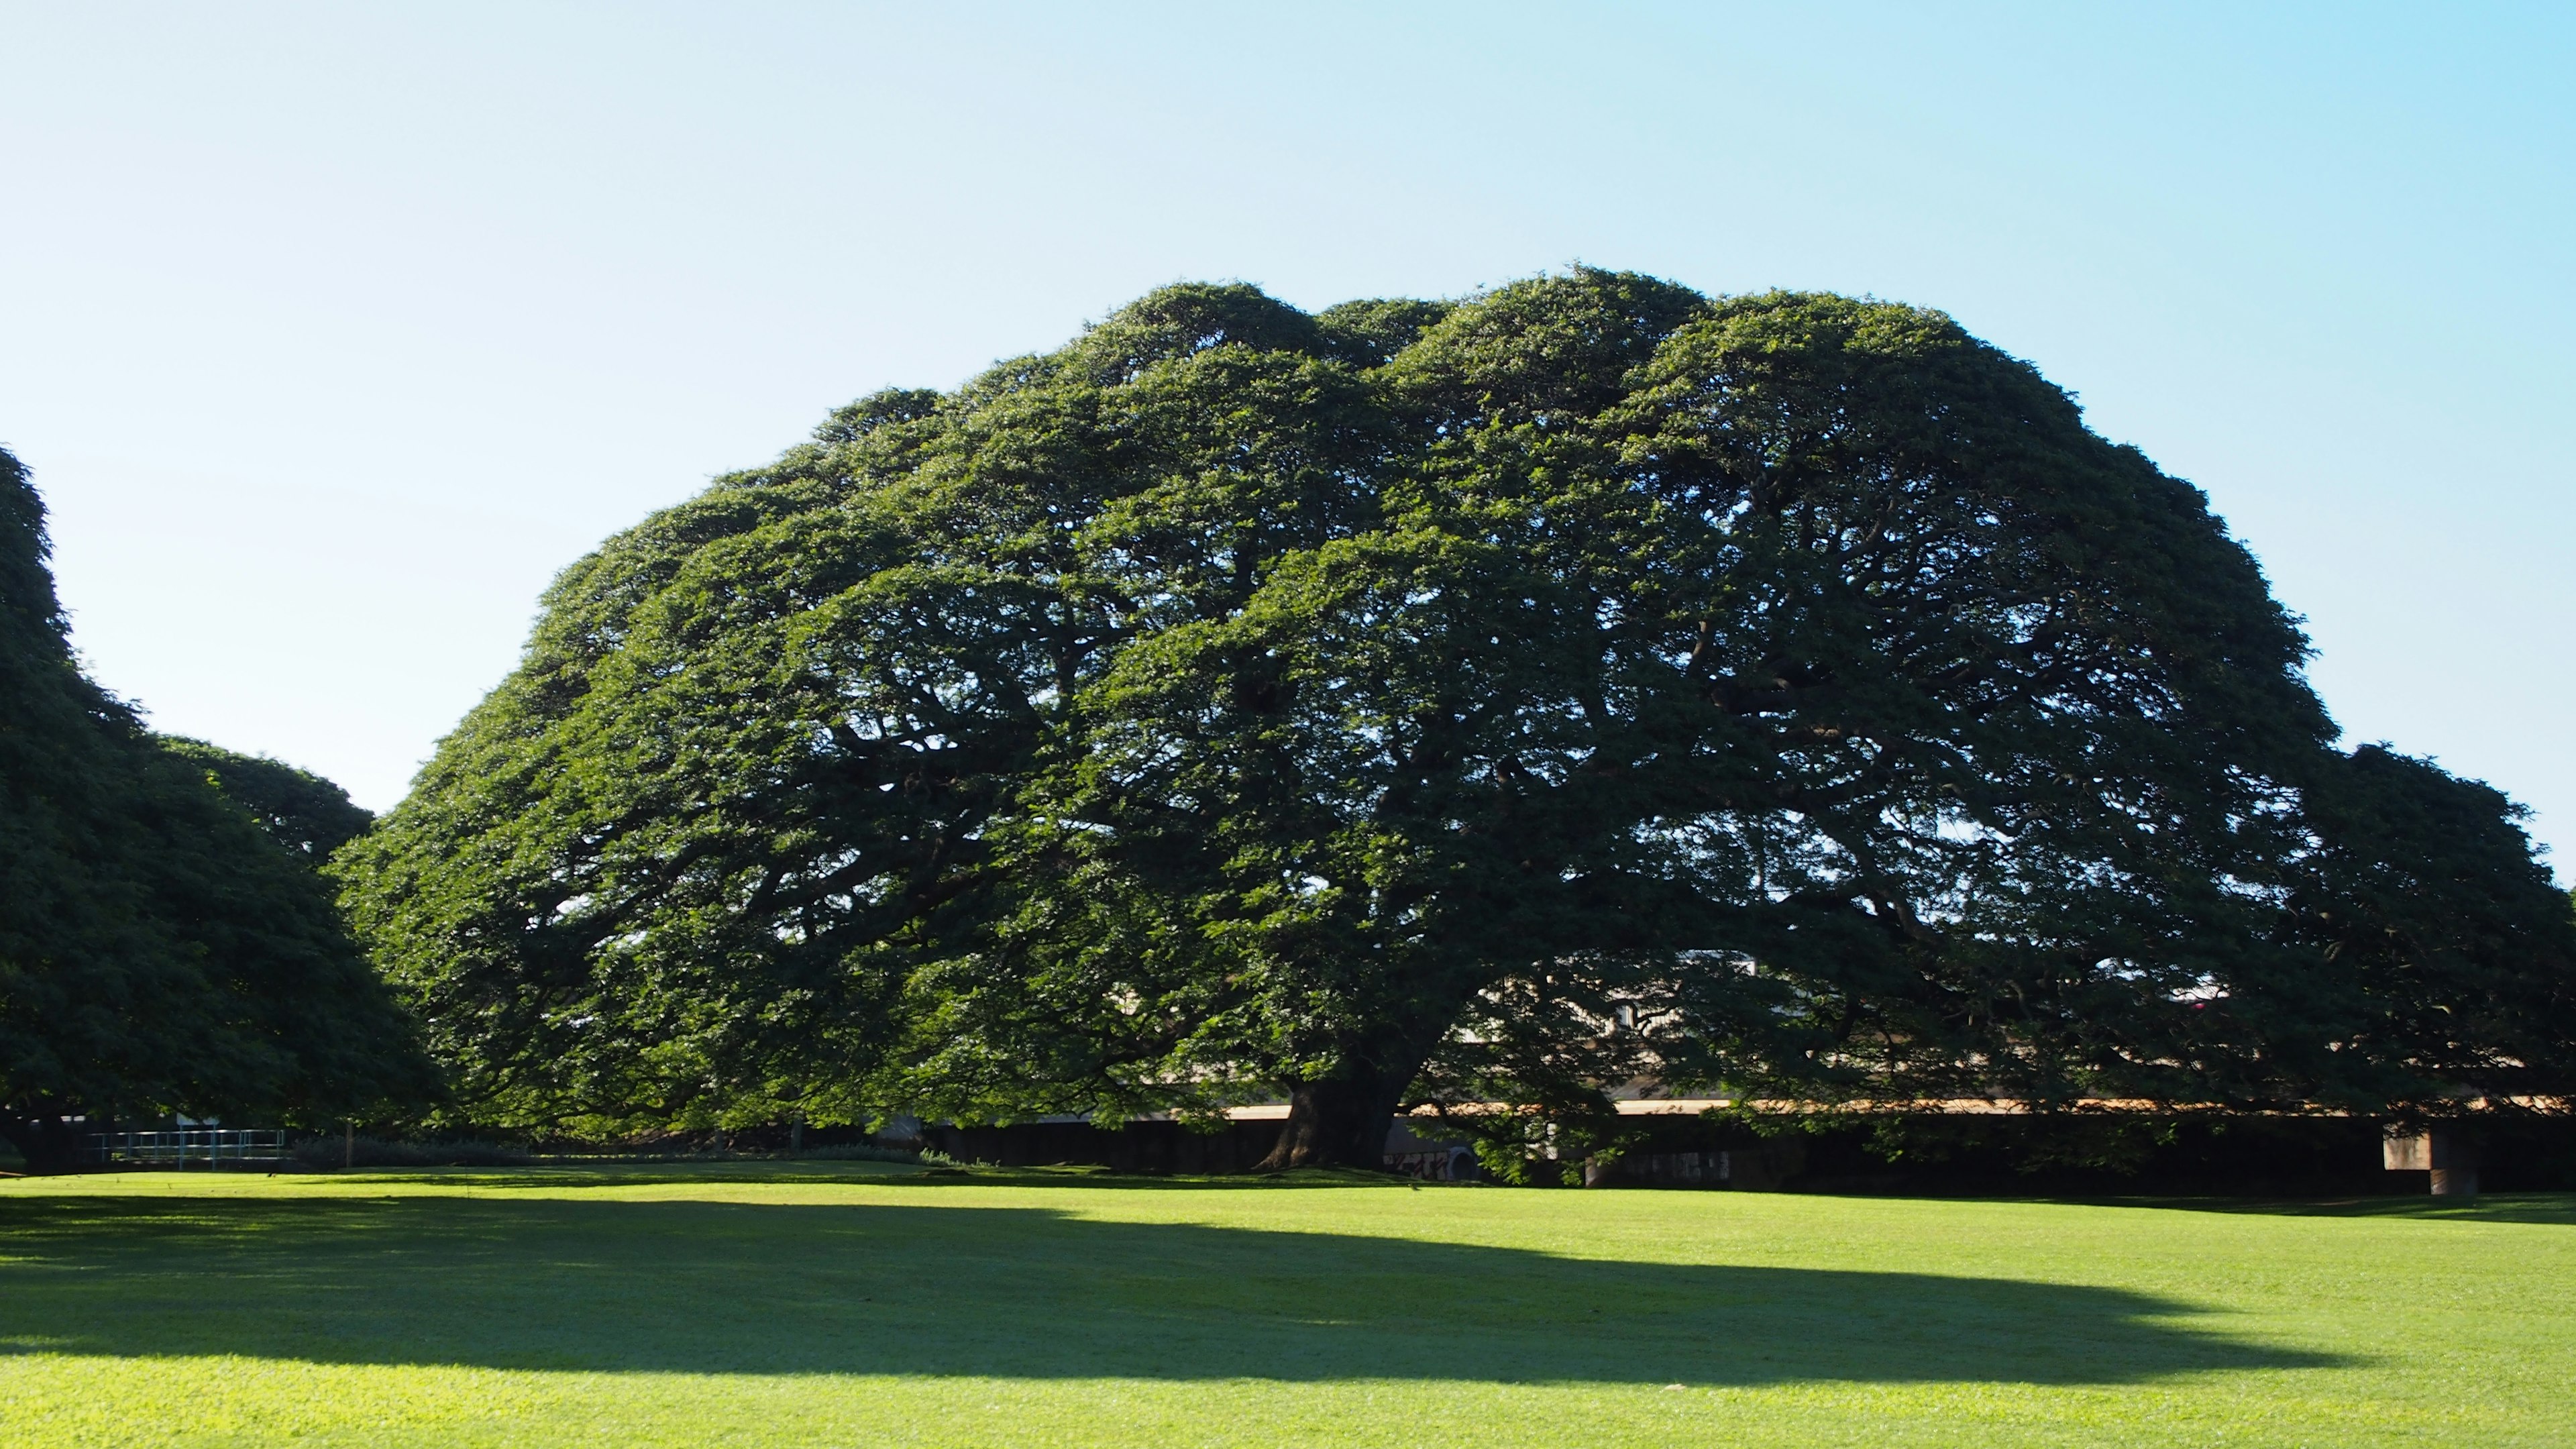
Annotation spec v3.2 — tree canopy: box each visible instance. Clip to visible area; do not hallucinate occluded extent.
[337,272,2576,1165]
[0,447,429,1170]
[162,737,377,862]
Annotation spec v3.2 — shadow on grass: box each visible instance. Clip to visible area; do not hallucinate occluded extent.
[2098,1192,2576,1226]
[260,1163,1437,1193]
[0,1194,2338,1385]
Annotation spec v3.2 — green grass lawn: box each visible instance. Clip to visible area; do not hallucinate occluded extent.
[1,1165,2569,1447]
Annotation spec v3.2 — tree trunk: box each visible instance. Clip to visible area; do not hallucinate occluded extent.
[1256,1069,1414,1171]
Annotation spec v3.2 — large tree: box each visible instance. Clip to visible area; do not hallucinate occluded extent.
[339,272,2576,1163]
[0,447,429,1171]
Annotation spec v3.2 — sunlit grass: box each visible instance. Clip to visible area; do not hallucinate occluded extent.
[2,1164,2569,1446]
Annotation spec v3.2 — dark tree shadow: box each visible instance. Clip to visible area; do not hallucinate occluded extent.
[329,1163,1410,1192]
[0,1195,2341,1384]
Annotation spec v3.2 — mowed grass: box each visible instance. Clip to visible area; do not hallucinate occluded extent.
[1,1165,2570,1448]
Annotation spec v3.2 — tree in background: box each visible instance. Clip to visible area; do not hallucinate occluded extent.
[162,737,376,862]
[339,272,2576,1166]
[0,447,430,1171]
[2257,745,2576,1116]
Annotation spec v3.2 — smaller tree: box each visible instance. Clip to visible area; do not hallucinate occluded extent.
[0,448,432,1171]
[2263,745,2576,1114]
[162,738,375,861]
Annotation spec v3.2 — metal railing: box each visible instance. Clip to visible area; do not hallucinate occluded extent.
[83,1130,287,1168]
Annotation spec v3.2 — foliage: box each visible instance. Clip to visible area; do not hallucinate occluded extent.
[339,272,2576,1165]
[0,447,430,1169]
[162,737,375,861]
[288,1134,533,1169]
[1858,1113,2182,1176]
[792,1142,930,1164]
[2263,743,2576,1114]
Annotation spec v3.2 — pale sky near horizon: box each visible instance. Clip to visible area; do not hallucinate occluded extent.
[3,3,2569,874]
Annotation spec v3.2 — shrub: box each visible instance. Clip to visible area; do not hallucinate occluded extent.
[290,1136,532,1169]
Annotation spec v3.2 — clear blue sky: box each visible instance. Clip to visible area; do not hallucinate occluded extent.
[3,3,2569,872]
